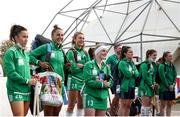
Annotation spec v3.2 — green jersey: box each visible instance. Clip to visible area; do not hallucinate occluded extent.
[158,62,177,92]
[3,45,31,101]
[83,59,112,110]
[118,58,139,92]
[30,41,65,82]
[138,61,156,96]
[83,60,112,100]
[66,46,90,90]
[106,54,119,70]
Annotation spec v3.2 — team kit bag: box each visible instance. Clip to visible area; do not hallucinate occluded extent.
[36,72,63,106]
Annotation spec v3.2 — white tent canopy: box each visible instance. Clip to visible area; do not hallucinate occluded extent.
[42,0,180,60]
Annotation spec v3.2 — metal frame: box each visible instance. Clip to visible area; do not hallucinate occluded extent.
[41,0,180,60]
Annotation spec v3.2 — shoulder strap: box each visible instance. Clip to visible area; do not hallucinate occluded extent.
[172,64,175,71]
[84,50,87,56]
[141,61,151,70]
[45,43,52,62]
[62,50,67,63]
[163,63,167,73]
[69,48,78,62]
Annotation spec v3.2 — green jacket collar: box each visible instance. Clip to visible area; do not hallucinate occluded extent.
[165,61,172,66]
[93,59,106,70]
[52,41,62,50]
[74,46,83,51]
[113,54,119,59]
[145,59,153,64]
[122,58,132,63]
[14,45,26,55]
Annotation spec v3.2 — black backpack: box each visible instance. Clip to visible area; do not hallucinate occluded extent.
[111,61,123,94]
[135,61,151,87]
[155,63,175,84]
[129,97,142,116]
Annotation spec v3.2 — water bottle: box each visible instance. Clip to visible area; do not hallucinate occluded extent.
[63,86,68,105]
[116,85,120,94]
[35,81,42,95]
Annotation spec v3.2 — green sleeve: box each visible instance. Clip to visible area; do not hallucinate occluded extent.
[106,56,112,68]
[159,64,169,88]
[67,50,82,73]
[83,63,104,89]
[141,63,153,87]
[29,44,47,64]
[3,50,28,84]
[132,64,139,78]
[119,61,133,78]
[86,53,91,62]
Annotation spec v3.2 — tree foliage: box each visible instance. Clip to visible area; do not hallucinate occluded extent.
[0,40,15,55]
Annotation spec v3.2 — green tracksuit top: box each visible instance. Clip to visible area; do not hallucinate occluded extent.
[106,54,119,70]
[83,60,113,100]
[30,41,65,82]
[158,62,177,92]
[66,46,90,90]
[138,61,156,96]
[118,58,139,92]
[3,45,31,93]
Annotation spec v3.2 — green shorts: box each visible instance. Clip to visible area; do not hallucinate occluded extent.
[7,91,31,102]
[83,93,108,110]
[67,76,83,91]
[138,87,154,97]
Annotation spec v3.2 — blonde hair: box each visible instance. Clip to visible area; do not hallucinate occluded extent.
[72,32,84,45]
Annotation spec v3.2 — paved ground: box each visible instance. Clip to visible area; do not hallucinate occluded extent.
[1,77,180,116]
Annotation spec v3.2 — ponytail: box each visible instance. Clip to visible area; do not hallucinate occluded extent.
[120,46,131,60]
[9,25,27,42]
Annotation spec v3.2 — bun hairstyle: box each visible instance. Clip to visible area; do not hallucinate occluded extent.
[146,49,157,59]
[72,32,84,45]
[9,25,27,42]
[51,24,62,37]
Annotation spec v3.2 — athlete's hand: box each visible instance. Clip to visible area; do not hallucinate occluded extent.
[77,63,84,69]
[65,62,72,67]
[153,83,159,89]
[169,85,174,91]
[39,61,50,70]
[28,79,37,86]
[103,80,110,88]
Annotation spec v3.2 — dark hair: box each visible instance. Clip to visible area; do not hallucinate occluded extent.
[156,57,163,65]
[51,24,62,37]
[72,32,84,45]
[146,49,157,59]
[9,25,27,42]
[120,46,131,60]
[88,47,95,60]
[114,43,121,50]
[162,51,171,63]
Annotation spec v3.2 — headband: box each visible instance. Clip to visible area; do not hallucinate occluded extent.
[95,45,107,56]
